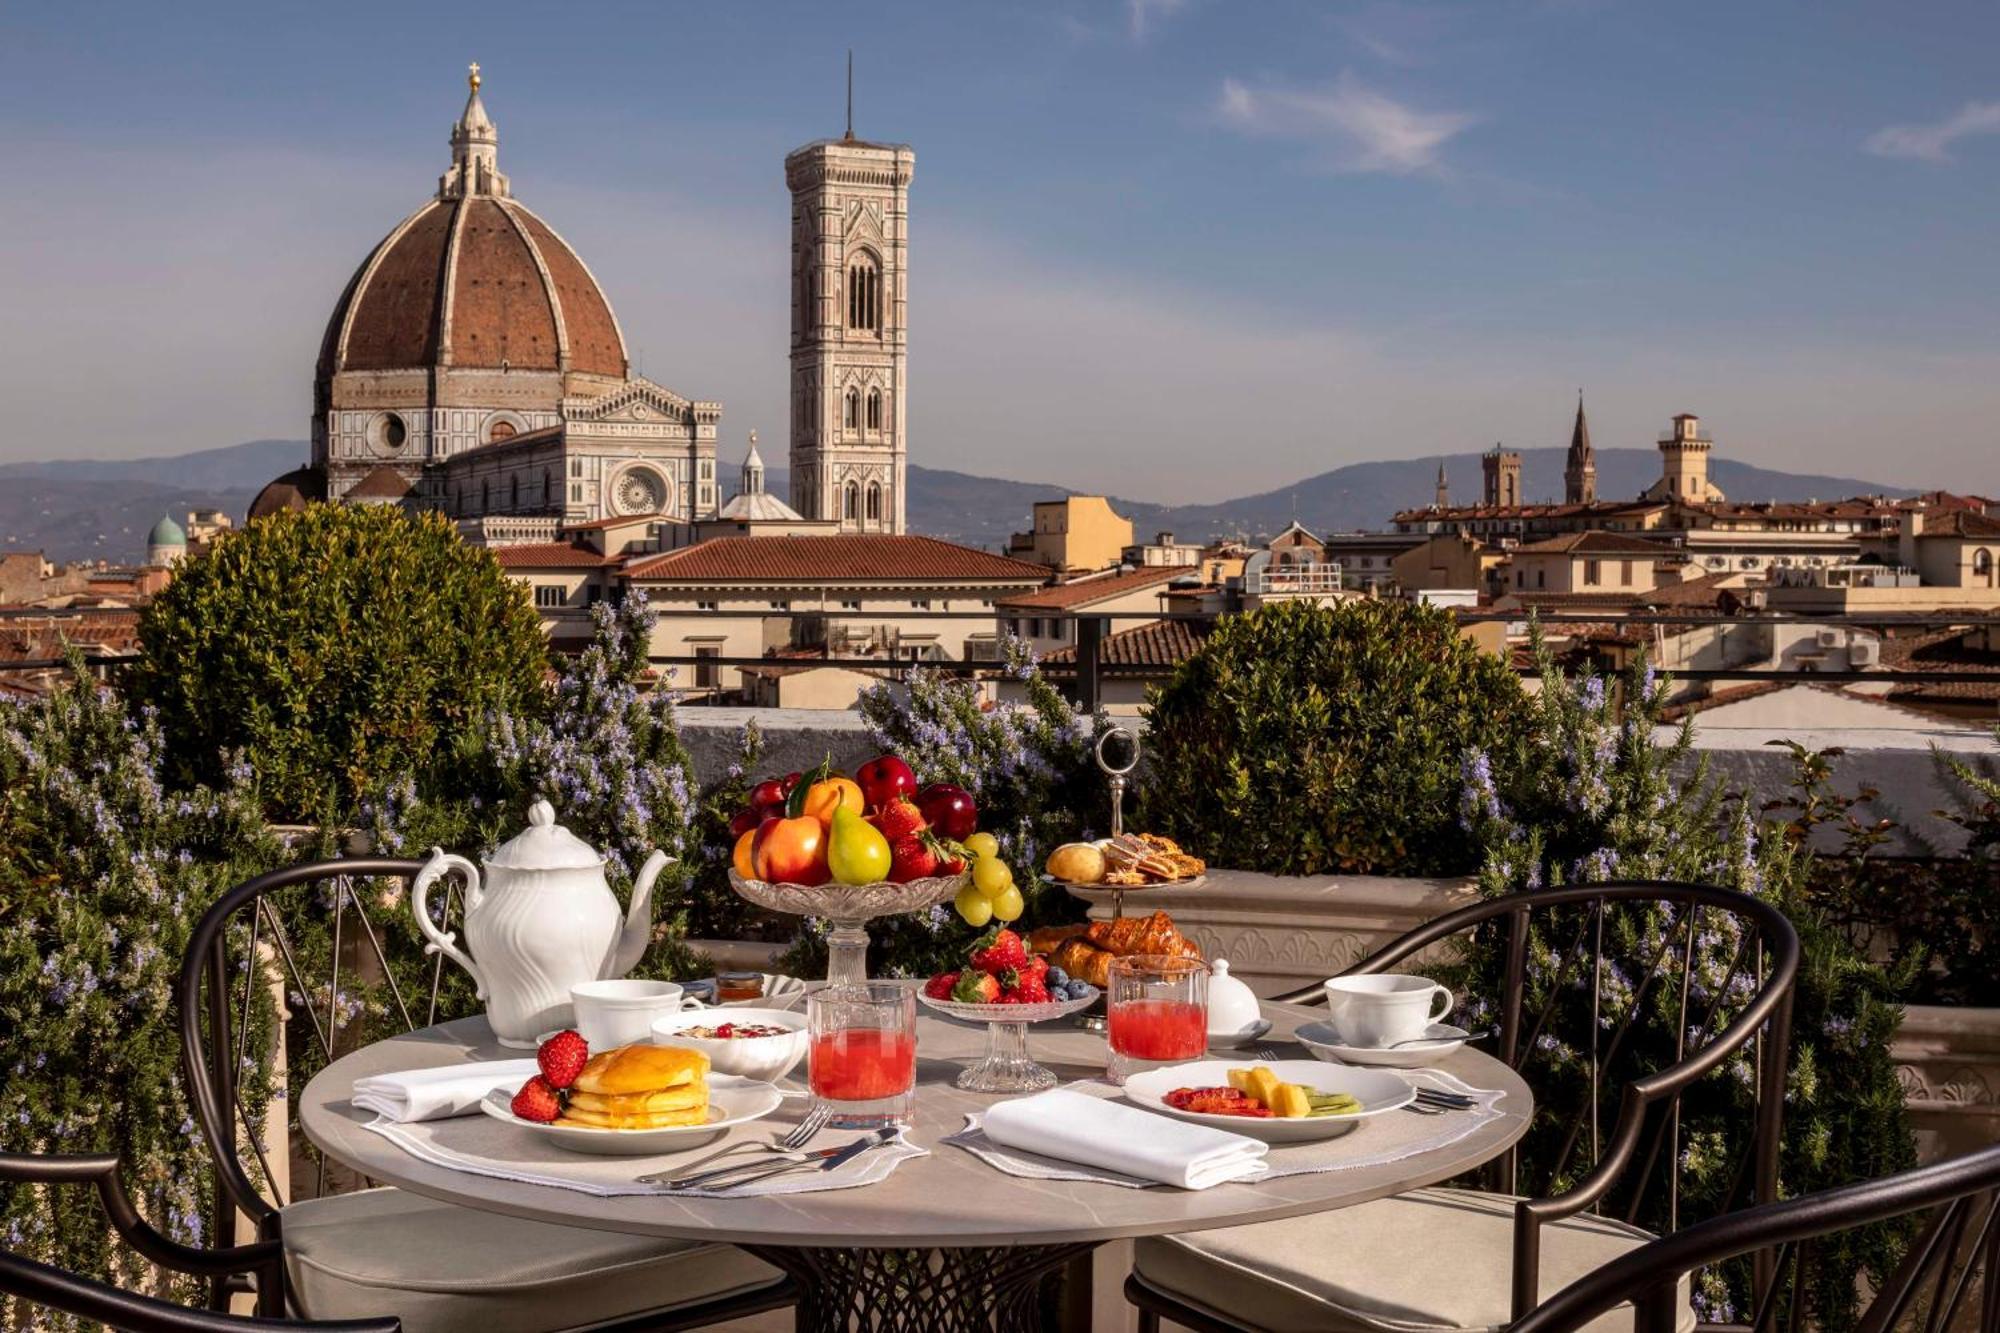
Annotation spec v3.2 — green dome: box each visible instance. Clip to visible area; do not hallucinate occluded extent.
[148,515,187,548]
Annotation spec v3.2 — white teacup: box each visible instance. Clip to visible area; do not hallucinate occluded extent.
[569,979,703,1050]
[1323,974,1454,1049]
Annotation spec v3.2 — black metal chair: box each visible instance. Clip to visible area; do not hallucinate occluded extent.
[0,1149,397,1331]
[177,857,795,1332]
[1515,1144,2000,1333]
[1126,880,1800,1333]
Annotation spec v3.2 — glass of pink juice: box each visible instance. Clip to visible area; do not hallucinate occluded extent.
[807,983,917,1126]
[1106,955,1210,1085]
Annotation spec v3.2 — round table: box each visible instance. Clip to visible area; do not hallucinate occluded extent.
[301,1000,1531,1331]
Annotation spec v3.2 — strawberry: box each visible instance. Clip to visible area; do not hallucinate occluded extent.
[511,1075,563,1123]
[968,928,1027,977]
[924,971,960,1000]
[1015,970,1050,1004]
[952,971,1001,1005]
[536,1029,589,1090]
[889,835,939,884]
[875,798,927,841]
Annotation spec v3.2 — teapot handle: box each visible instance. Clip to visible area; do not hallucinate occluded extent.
[412,849,486,1000]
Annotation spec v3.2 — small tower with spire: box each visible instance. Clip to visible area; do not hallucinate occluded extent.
[1434,460,1449,509]
[1564,392,1597,505]
[439,62,509,200]
[741,430,766,496]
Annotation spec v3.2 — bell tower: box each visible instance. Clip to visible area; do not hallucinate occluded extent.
[785,76,914,534]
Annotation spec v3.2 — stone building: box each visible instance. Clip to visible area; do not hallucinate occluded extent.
[256,66,722,530]
[785,126,914,533]
[1641,413,1725,503]
[1563,396,1597,504]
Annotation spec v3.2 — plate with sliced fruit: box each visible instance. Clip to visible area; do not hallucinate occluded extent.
[1120,1060,1416,1143]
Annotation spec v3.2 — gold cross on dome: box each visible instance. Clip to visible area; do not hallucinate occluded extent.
[468,62,481,91]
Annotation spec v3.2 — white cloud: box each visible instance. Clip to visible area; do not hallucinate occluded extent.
[1127,0,1187,41]
[1214,74,1477,175]
[1863,100,2000,163]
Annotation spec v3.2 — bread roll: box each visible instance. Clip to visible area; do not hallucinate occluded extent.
[1045,842,1107,885]
[557,1102,711,1130]
[572,1044,707,1096]
[566,1085,707,1115]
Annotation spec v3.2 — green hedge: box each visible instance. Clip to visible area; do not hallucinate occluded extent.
[1140,598,1526,875]
[129,505,548,824]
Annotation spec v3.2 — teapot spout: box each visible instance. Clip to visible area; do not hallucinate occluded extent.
[609,850,671,978]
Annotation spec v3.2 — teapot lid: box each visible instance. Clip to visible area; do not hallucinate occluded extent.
[487,799,605,871]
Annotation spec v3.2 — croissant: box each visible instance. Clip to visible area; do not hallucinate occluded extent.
[1085,911,1189,958]
[1028,924,1090,957]
[1051,938,1112,988]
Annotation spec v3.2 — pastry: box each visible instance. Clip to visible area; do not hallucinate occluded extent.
[571,1044,706,1095]
[559,1043,709,1130]
[1028,923,1090,956]
[1045,842,1107,884]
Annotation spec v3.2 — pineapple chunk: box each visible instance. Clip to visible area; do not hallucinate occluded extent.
[1269,1083,1313,1118]
[1245,1067,1283,1109]
[1227,1068,1255,1094]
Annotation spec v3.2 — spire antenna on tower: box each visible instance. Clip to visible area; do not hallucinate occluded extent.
[845,50,855,140]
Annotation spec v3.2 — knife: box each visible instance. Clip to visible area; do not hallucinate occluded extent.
[661,1128,894,1191]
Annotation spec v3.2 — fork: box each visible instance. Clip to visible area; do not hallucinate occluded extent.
[636,1103,830,1184]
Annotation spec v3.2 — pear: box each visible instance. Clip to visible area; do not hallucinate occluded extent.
[827,804,893,886]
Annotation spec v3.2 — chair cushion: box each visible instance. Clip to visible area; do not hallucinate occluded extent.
[283,1187,781,1333]
[1132,1187,1694,1333]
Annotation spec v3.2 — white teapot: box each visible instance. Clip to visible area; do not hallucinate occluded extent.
[412,799,669,1046]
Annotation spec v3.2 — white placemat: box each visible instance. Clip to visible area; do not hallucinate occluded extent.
[363,1112,925,1198]
[944,1069,1504,1190]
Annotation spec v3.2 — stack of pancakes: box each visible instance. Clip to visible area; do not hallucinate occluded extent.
[557,1045,710,1130]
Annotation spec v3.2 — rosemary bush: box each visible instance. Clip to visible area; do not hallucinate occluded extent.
[0,660,280,1325]
[1454,639,1915,1329]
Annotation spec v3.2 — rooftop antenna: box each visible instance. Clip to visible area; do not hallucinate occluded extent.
[844,49,855,141]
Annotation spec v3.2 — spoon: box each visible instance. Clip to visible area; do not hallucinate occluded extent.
[1387,1027,1495,1049]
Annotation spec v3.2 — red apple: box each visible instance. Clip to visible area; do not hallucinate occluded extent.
[916,783,978,841]
[728,806,763,838]
[857,754,918,809]
[748,779,787,813]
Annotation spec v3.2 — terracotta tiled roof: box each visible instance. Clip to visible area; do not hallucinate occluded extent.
[1633,572,1748,611]
[1919,510,2000,539]
[995,566,1180,610]
[623,536,1047,584]
[1042,618,1213,668]
[249,465,326,520]
[1514,531,1680,556]
[490,543,616,569]
[345,464,415,500]
[1498,591,1646,611]
[0,610,142,661]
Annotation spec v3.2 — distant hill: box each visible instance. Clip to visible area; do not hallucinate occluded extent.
[0,438,1918,564]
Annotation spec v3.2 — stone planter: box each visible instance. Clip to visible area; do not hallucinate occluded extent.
[1892,1004,2000,1163]
[1069,868,1478,999]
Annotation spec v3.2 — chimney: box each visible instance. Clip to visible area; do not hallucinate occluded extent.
[1899,507,1925,571]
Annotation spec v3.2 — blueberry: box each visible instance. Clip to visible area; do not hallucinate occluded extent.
[1047,966,1070,988]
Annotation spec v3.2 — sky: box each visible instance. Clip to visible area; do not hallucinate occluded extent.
[2,1,1997,502]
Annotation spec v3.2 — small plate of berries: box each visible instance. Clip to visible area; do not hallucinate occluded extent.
[917,928,1102,1093]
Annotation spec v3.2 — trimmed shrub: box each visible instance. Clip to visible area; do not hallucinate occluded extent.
[129,505,548,823]
[1140,598,1527,876]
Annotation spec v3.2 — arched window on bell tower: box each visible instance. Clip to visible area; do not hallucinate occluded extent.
[866,483,882,524]
[866,388,882,431]
[844,389,860,431]
[844,482,860,522]
[847,252,881,333]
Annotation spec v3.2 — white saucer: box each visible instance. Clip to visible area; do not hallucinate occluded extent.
[1207,1018,1273,1050]
[1295,1021,1470,1069]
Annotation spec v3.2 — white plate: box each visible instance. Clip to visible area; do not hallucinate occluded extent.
[1207,1018,1274,1050]
[1121,1059,1414,1143]
[1294,1021,1470,1069]
[477,1075,784,1155]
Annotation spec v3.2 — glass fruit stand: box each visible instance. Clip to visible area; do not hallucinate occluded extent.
[727,871,965,988]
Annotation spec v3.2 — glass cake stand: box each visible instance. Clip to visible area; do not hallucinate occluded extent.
[916,987,1102,1092]
[728,870,966,988]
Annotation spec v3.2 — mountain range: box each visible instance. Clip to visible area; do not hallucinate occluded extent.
[0,438,1917,565]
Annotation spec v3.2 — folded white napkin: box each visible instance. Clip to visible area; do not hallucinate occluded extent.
[980,1088,1268,1189]
[352,1060,540,1123]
